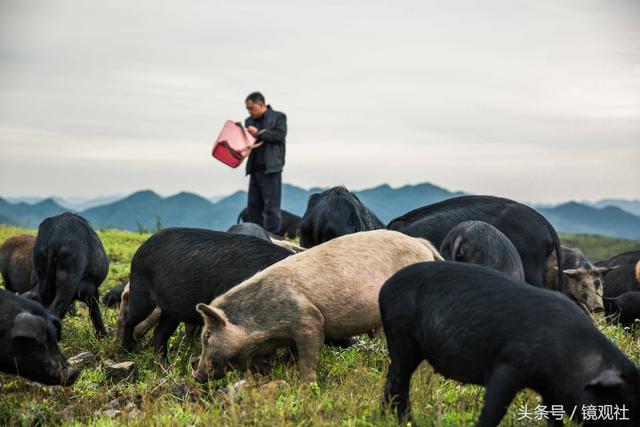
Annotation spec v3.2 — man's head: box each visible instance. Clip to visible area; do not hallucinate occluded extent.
[245,92,267,119]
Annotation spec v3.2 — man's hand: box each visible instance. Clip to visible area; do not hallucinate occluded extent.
[244,141,263,152]
[246,126,258,136]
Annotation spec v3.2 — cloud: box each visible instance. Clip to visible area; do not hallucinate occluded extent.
[0,0,639,202]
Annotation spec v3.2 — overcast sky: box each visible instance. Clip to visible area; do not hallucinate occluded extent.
[1,0,638,203]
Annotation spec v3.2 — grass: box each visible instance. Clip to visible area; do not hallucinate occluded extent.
[559,233,640,262]
[1,225,639,426]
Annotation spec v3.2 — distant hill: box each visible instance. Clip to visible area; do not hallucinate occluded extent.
[355,183,465,223]
[1,183,639,240]
[537,202,640,240]
[81,190,246,231]
[0,197,67,228]
[204,182,466,224]
[6,194,125,211]
[587,199,640,217]
[57,194,125,211]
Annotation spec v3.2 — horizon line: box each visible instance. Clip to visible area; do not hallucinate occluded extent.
[2,181,639,209]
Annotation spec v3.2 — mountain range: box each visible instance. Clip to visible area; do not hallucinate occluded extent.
[1,183,639,240]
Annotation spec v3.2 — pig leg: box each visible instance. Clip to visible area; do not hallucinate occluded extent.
[325,337,357,348]
[293,302,325,382]
[251,354,277,375]
[48,270,80,320]
[133,307,161,341]
[153,312,180,362]
[382,336,423,420]
[78,281,106,336]
[184,323,201,343]
[477,364,522,427]
[88,296,106,336]
[120,280,156,350]
[368,327,383,338]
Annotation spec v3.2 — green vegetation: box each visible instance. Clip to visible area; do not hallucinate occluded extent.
[0,226,638,426]
[559,233,640,262]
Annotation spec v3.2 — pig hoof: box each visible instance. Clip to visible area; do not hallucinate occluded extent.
[62,367,81,386]
[326,337,357,349]
[192,370,207,383]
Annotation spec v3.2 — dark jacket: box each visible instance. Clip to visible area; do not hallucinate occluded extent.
[245,105,287,175]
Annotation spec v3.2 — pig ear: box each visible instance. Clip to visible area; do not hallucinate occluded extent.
[11,312,46,344]
[585,369,624,391]
[563,269,580,278]
[196,303,227,328]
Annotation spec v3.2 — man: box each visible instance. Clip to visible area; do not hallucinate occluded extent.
[244,92,287,234]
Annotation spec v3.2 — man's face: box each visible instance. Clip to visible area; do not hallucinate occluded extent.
[246,100,267,119]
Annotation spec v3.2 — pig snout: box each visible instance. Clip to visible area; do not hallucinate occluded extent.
[588,295,604,314]
[192,369,208,383]
[61,366,81,386]
[192,364,226,383]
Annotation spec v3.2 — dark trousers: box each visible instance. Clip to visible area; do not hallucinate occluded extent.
[248,171,282,234]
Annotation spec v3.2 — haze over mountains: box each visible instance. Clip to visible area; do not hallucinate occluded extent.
[1,183,639,240]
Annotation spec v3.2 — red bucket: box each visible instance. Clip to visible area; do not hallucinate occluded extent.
[212,121,258,168]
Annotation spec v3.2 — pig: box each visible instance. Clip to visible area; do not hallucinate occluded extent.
[193,229,442,383]
[0,288,80,386]
[102,282,127,307]
[550,246,612,313]
[604,261,640,319]
[117,286,199,346]
[117,282,197,343]
[379,261,640,426]
[118,228,293,359]
[439,221,525,281]
[116,282,161,342]
[226,223,272,242]
[0,234,79,317]
[227,223,305,253]
[596,250,640,269]
[607,292,640,328]
[387,195,563,290]
[300,186,384,248]
[0,234,37,294]
[27,213,109,335]
[237,207,302,239]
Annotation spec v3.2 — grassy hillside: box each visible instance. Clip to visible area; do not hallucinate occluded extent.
[5,184,640,241]
[1,226,639,426]
[559,233,640,262]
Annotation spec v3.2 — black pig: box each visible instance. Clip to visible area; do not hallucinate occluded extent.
[0,289,80,386]
[439,220,525,281]
[27,213,109,335]
[380,262,640,426]
[102,283,127,308]
[607,292,640,328]
[300,186,383,248]
[117,227,292,359]
[387,195,562,290]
